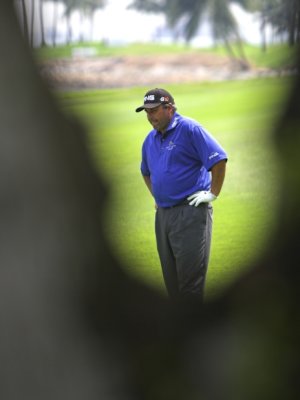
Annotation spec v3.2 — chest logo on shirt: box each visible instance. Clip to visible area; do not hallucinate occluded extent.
[166,141,176,151]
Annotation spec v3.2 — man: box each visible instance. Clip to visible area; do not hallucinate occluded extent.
[136,88,227,302]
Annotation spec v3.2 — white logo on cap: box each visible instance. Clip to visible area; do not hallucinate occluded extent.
[144,95,155,101]
[160,96,170,102]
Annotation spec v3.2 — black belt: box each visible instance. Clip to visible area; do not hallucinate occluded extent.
[162,199,190,209]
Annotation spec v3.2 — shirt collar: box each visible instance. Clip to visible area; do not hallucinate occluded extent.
[154,113,180,137]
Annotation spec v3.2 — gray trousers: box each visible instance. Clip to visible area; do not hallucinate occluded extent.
[155,203,213,301]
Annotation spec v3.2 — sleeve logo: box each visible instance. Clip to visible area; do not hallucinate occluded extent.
[209,152,219,160]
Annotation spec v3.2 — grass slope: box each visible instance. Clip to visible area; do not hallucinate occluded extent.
[58,76,293,299]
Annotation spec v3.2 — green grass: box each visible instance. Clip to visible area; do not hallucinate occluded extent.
[243,43,299,69]
[57,76,293,299]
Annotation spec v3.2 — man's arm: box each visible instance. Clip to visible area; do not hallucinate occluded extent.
[143,175,153,195]
[143,175,158,209]
[188,159,227,206]
[210,159,227,197]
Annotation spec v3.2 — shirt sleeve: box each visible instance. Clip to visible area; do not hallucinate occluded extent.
[140,140,150,176]
[190,124,228,171]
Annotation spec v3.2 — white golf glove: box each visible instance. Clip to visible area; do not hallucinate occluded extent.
[187,191,217,207]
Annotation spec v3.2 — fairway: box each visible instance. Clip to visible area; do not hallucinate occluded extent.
[58,76,293,299]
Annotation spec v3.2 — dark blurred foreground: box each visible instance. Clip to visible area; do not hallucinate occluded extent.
[0,3,299,400]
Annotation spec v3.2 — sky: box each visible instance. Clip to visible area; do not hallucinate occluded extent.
[36,0,269,47]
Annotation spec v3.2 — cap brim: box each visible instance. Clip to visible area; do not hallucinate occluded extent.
[135,102,162,113]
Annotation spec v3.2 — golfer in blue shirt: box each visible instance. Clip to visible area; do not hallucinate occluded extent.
[136,88,227,302]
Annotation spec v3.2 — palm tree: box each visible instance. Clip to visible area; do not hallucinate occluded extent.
[63,0,76,44]
[130,0,249,69]
[235,0,300,49]
[268,0,300,46]
[210,0,249,68]
[234,0,278,51]
[78,0,107,42]
[63,0,107,43]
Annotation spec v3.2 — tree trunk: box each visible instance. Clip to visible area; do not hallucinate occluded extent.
[65,13,72,45]
[90,11,94,42]
[288,9,296,46]
[52,0,59,47]
[30,0,35,47]
[260,17,267,53]
[38,0,46,46]
[79,11,85,43]
[223,38,242,70]
[234,30,250,69]
[21,0,29,41]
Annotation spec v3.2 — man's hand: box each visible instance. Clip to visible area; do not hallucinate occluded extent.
[187,191,217,207]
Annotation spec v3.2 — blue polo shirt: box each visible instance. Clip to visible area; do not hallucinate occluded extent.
[141,112,227,207]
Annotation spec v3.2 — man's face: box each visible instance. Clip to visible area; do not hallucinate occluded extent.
[145,104,173,133]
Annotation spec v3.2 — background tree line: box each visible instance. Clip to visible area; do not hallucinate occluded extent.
[129,0,300,49]
[14,0,300,50]
[14,0,107,47]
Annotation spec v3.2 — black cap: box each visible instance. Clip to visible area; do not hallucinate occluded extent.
[135,88,175,112]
